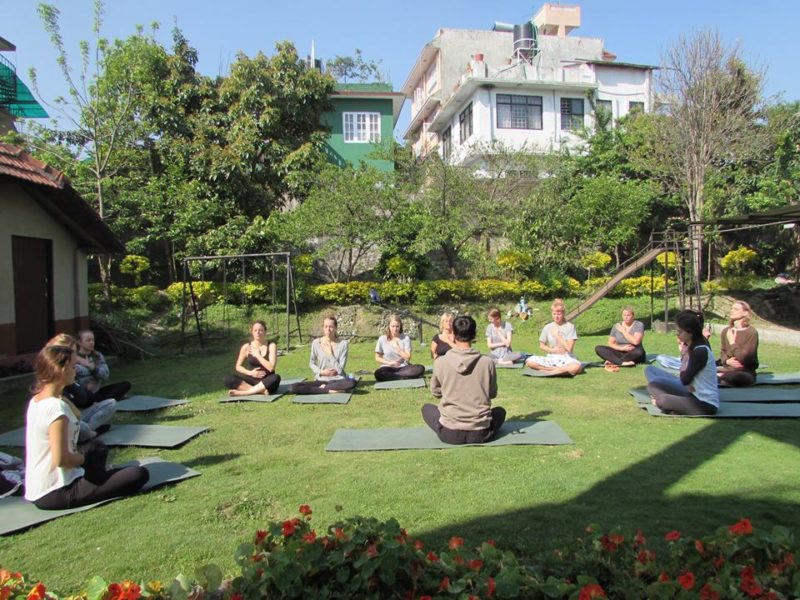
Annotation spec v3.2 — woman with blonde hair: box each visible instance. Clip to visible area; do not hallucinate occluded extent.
[374,315,425,381]
[525,299,583,376]
[717,301,759,386]
[290,315,357,394]
[594,306,646,368]
[24,338,148,510]
[430,312,455,360]
[224,320,281,396]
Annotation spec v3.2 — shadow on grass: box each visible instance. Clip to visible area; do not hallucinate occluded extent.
[421,418,800,552]
[184,452,243,469]
[509,410,553,420]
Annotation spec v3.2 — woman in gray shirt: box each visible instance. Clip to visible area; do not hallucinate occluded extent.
[594,307,646,367]
[374,315,425,381]
[290,315,357,394]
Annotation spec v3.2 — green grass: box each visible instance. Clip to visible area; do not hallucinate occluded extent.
[1,300,799,593]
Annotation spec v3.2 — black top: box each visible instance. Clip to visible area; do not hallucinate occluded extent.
[431,334,453,358]
[680,344,710,386]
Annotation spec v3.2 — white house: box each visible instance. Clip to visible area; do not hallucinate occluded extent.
[401,4,655,167]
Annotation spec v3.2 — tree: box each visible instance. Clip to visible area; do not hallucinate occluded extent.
[649,30,765,290]
[325,49,384,83]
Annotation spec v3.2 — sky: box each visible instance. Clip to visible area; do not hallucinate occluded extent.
[3,0,799,139]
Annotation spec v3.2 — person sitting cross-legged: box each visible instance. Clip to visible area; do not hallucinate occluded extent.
[525,299,583,377]
[594,306,646,368]
[421,315,506,445]
[290,315,357,395]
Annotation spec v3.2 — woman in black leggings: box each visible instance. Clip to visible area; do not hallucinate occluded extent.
[224,320,281,396]
[374,315,425,381]
[24,337,148,510]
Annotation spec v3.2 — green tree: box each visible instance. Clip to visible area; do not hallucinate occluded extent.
[325,49,384,83]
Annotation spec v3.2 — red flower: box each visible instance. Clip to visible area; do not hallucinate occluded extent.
[419,597,432,600]
[486,539,496,546]
[438,577,450,592]
[657,571,670,582]
[365,544,379,558]
[678,571,696,590]
[694,539,705,555]
[487,576,496,598]
[634,530,646,546]
[665,530,681,541]
[426,551,439,562]
[26,584,46,600]
[739,566,763,598]
[298,504,312,516]
[468,559,484,571]
[107,581,141,600]
[230,595,243,600]
[714,555,725,570]
[636,550,655,564]
[333,527,348,541]
[729,518,753,536]
[254,530,268,544]
[1,587,13,600]
[577,583,606,600]
[251,553,263,563]
[303,531,317,544]
[699,583,720,600]
[414,539,424,550]
[600,533,624,552]
[448,536,464,549]
[282,519,299,537]
[453,555,465,565]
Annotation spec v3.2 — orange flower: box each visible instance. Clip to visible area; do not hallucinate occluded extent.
[658,571,670,582]
[729,518,753,536]
[577,583,606,600]
[298,504,312,517]
[448,536,464,549]
[254,530,268,544]
[0,572,20,586]
[26,583,46,600]
[487,576,496,598]
[334,527,348,541]
[678,571,696,590]
[413,539,424,550]
[467,559,484,571]
[303,531,317,544]
[106,582,141,600]
[665,530,681,541]
[365,544,379,558]
[699,584,720,600]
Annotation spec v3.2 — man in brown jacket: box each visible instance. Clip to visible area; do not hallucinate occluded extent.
[421,315,506,444]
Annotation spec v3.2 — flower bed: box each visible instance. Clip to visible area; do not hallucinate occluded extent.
[3,510,797,599]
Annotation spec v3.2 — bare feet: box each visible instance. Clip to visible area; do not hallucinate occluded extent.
[650,395,657,406]
[621,361,635,367]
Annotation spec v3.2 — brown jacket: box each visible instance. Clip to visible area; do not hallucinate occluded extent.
[431,347,497,430]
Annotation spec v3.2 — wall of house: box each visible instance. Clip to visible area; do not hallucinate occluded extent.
[595,66,651,120]
[0,182,89,357]
[323,97,394,172]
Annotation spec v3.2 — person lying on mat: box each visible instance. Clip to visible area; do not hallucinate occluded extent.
[47,334,117,443]
[422,315,505,445]
[224,320,281,396]
[594,306,646,368]
[290,315,356,395]
[485,308,524,365]
[716,301,759,387]
[24,337,149,510]
[645,310,719,416]
[525,299,583,376]
[430,312,455,360]
[74,329,132,403]
[374,315,426,381]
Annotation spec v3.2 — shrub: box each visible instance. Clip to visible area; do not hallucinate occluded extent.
[720,247,758,275]
[496,249,534,279]
[119,255,151,286]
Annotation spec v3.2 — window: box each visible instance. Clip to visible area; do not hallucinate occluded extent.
[496,94,543,129]
[596,99,612,119]
[343,112,381,143]
[628,101,645,115]
[459,103,473,143]
[441,126,452,162]
[560,98,584,131]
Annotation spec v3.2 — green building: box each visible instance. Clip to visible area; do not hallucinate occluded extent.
[322,83,405,172]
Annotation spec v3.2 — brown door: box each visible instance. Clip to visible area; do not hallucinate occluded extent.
[12,236,54,353]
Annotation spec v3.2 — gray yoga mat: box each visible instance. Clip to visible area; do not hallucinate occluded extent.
[218,377,305,403]
[494,362,525,369]
[521,367,582,378]
[739,372,800,386]
[374,378,426,390]
[644,402,800,418]
[117,395,189,412]
[629,386,800,404]
[0,457,200,535]
[292,393,352,405]
[325,420,573,451]
[0,423,208,448]
[0,427,24,447]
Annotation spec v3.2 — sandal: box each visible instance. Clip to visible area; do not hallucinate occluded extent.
[604,364,620,373]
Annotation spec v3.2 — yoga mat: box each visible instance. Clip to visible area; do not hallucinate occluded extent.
[277,378,306,393]
[629,386,800,404]
[743,372,800,386]
[0,424,208,448]
[219,393,283,403]
[325,420,572,451]
[644,402,800,418]
[521,367,577,378]
[292,393,352,405]
[0,457,200,535]
[117,395,189,412]
[494,362,524,369]
[374,378,426,390]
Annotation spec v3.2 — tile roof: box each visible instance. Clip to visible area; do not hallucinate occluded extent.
[0,143,65,188]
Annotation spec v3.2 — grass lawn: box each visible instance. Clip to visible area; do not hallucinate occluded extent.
[1,299,799,592]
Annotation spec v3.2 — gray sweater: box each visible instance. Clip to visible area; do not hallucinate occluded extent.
[431,347,497,430]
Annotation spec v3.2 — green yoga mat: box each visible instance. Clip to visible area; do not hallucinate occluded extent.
[0,428,25,447]
[98,424,209,447]
[374,378,426,390]
[292,393,352,405]
[743,372,800,386]
[218,377,305,403]
[0,457,200,535]
[495,362,524,369]
[629,386,800,404]
[325,420,573,451]
[117,395,189,412]
[644,402,800,418]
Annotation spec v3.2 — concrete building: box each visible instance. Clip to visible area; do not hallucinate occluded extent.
[322,83,405,172]
[0,36,47,133]
[401,4,655,167]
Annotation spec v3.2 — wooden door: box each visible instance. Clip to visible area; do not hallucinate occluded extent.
[12,236,54,353]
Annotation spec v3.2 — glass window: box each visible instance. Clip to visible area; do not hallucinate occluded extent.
[596,99,612,118]
[560,98,584,131]
[441,126,452,161]
[343,112,381,143]
[628,101,645,115]
[459,103,473,143]
[496,94,543,130]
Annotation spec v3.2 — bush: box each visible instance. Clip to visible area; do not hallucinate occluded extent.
[5,513,798,599]
[720,247,758,275]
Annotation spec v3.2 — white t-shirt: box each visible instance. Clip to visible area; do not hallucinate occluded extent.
[24,396,84,501]
[539,321,578,359]
[375,334,411,366]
